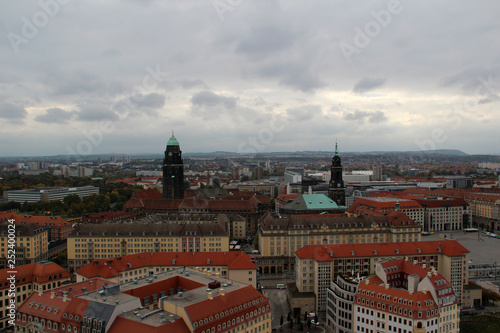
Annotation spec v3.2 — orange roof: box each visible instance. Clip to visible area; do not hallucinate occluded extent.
[16,278,108,324]
[108,316,190,333]
[185,285,271,332]
[296,240,469,261]
[0,262,70,289]
[0,210,71,227]
[76,252,257,279]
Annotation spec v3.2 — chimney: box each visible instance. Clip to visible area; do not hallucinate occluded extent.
[38,290,43,296]
[409,289,414,295]
[365,280,369,285]
[413,260,418,265]
[385,284,389,290]
[423,289,427,295]
[51,290,55,299]
[63,294,68,302]
[422,264,427,269]
[208,292,213,300]
[219,288,225,296]
[216,272,220,278]
[207,271,212,276]
[405,257,409,262]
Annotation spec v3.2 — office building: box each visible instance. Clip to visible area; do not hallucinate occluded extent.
[5,186,99,203]
[67,223,229,271]
[257,211,421,273]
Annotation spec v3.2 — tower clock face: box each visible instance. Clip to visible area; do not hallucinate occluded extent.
[337,183,341,187]
[168,152,172,156]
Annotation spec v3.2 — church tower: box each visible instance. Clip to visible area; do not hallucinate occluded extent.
[163,131,185,199]
[328,140,346,206]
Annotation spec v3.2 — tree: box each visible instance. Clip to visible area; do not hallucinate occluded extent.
[63,194,81,207]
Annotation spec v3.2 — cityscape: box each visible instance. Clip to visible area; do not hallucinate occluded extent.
[2,1,500,333]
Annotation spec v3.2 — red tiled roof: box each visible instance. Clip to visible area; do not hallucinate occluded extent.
[295,240,469,261]
[133,189,163,199]
[108,316,190,333]
[76,252,257,279]
[185,285,271,332]
[356,276,437,317]
[0,262,70,289]
[0,211,71,227]
[15,279,108,324]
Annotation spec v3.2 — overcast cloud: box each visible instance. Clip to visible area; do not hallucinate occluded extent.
[1,0,499,156]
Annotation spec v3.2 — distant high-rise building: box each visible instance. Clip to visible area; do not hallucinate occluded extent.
[328,141,345,206]
[254,166,264,180]
[372,164,382,181]
[231,166,240,180]
[162,131,185,199]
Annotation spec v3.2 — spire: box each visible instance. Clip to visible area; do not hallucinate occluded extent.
[335,139,338,155]
[172,130,174,136]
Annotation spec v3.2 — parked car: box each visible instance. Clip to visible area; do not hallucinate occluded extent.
[475,305,485,310]
[310,319,320,326]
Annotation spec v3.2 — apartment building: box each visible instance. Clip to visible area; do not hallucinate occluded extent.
[14,268,272,333]
[67,223,229,271]
[258,211,421,273]
[0,262,70,331]
[327,258,459,333]
[293,240,469,313]
[74,251,258,288]
[0,224,49,268]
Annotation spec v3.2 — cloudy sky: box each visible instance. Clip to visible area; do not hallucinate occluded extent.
[1,0,499,157]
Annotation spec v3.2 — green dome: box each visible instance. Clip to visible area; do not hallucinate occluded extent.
[166,131,179,147]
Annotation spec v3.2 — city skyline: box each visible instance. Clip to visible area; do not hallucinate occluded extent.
[1,1,499,157]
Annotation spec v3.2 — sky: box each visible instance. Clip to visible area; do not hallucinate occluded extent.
[1,0,499,157]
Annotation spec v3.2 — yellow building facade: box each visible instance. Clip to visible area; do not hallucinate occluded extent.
[68,223,229,271]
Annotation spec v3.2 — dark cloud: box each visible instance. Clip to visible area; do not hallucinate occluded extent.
[135,93,166,109]
[35,108,76,124]
[286,105,321,121]
[368,111,388,123]
[344,110,387,124]
[352,78,386,94]
[236,25,296,60]
[257,62,326,92]
[75,101,119,122]
[191,91,238,109]
[178,79,207,89]
[0,102,27,122]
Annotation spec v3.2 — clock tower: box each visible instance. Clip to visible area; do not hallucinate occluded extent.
[328,140,345,206]
[163,131,185,199]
